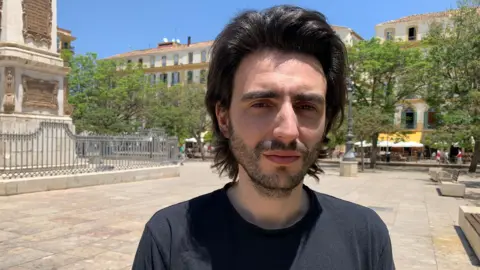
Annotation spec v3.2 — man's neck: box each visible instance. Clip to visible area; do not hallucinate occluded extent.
[227,176,309,230]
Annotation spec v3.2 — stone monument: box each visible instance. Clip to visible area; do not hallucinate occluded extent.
[0,0,75,168]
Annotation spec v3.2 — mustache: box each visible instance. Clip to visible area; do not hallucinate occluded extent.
[255,140,308,153]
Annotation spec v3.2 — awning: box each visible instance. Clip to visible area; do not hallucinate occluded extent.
[378,132,423,144]
[392,141,424,148]
[354,141,371,147]
[377,141,395,147]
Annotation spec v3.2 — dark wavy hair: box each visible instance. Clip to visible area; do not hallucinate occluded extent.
[205,5,347,181]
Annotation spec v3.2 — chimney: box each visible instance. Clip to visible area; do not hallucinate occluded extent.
[187,36,191,46]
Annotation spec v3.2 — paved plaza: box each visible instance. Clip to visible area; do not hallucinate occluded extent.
[0,162,479,269]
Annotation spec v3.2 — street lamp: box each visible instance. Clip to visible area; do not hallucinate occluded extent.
[342,78,356,162]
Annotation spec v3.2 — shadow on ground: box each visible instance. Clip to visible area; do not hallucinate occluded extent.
[454,225,480,266]
[461,181,480,189]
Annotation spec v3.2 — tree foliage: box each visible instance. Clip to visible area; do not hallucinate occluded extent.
[421,0,480,172]
[67,53,157,134]
[146,83,211,159]
[341,38,426,168]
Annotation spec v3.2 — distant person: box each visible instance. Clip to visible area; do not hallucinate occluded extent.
[179,144,185,165]
[457,150,463,164]
[132,5,394,270]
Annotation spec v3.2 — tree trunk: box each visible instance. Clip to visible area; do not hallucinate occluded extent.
[370,133,379,169]
[469,139,479,173]
[360,140,365,172]
[196,135,205,161]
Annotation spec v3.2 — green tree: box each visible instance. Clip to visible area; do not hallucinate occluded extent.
[348,38,426,168]
[67,53,157,134]
[422,1,480,172]
[147,83,210,160]
[352,106,399,171]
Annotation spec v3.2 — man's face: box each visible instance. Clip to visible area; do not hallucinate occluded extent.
[217,50,327,197]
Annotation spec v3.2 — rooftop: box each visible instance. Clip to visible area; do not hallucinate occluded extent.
[106,40,214,60]
[376,10,454,26]
[57,27,76,41]
[331,25,364,40]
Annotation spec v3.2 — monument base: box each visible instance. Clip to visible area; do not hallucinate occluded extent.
[340,161,358,177]
[0,114,76,170]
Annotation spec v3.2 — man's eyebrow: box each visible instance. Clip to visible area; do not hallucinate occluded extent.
[240,91,325,105]
[241,90,279,101]
[294,93,325,105]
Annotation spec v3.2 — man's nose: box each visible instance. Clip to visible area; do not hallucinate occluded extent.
[272,103,299,145]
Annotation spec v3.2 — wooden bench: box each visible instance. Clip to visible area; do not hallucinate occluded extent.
[460,206,480,260]
[466,213,480,236]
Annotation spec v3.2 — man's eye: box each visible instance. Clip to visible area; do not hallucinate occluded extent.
[252,102,271,108]
[296,104,316,111]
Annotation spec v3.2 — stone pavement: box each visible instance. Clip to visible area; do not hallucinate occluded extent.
[1,162,480,270]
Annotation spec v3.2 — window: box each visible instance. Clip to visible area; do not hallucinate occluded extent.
[384,28,395,41]
[187,71,193,84]
[150,56,155,68]
[173,54,179,65]
[408,27,417,41]
[386,32,393,40]
[200,69,207,84]
[159,73,167,84]
[150,74,156,85]
[138,58,143,66]
[127,59,132,64]
[402,107,416,129]
[201,51,207,62]
[424,108,436,129]
[172,72,180,85]
[63,42,69,49]
[188,52,193,64]
[161,56,166,67]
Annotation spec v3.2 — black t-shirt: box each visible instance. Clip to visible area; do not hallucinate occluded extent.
[132,183,395,270]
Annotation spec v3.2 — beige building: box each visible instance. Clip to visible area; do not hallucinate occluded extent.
[374,11,454,143]
[375,11,452,43]
[106,37,211,87]
[332,25,364,46]
[57,27,76,54]
[106,25,362,87]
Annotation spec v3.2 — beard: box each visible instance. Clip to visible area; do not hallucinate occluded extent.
[229,125,322,198]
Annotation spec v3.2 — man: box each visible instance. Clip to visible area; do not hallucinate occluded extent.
[133,5,395,270]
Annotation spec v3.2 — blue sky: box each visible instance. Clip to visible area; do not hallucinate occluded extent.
[58,0,458,59]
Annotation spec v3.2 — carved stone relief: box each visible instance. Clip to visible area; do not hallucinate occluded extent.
[0,0,3,37]
[63,77,73,115]
[22,0,53,48]
[3,67,15,114]
[22,75,58,110]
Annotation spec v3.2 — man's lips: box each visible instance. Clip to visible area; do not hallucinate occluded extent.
[263,151,301,165]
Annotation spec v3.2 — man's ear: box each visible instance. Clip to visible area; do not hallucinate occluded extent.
[215,102,230,138]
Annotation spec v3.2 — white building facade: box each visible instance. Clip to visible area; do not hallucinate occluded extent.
[107,38,211,87]
[332,25,364,46]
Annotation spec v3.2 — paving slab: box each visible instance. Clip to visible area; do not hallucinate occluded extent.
[0,162,479,269]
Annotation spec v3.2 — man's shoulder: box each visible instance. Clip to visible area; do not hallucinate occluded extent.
[313,190,389,235]
[145,188,224,233]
